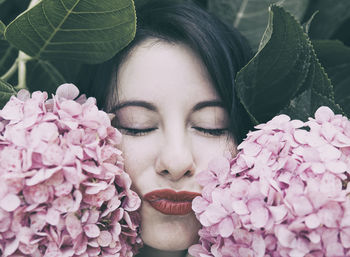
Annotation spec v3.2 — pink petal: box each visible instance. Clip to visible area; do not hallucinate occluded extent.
[23,184,49,204]
[46,208,60,226]
[60,100,83,116]
[320,173,342,198]
[326,242,344,256]
[318,144,341,161]
[241,142,262,156]
[326,160,347,174]
[111,222,121,239]
[192,197,209,213]
[52,195,74,212]
[124,190,141,211]
[305,213,320,229]
[268,205,288,223]
[97,230,112,247]
[54,181,73,197]
[42,144,64,166]
[341,228,350,248]
[205,204,228,224]
[308,231,321,244]
[56,83,80,100]
[66,213,82,239]
[250,205,269,228]
[291,196,313,216]
[275,225,295,247]
[0,194,20,212]
[84,224,100,238]
[17,89,30,101]
[218,217,234,237]
[232,200,249,215]
[315,106,334,123]
[252,234,266,257]
[4,238,19,256]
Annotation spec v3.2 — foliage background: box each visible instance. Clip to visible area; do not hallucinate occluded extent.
[0,0,350,129]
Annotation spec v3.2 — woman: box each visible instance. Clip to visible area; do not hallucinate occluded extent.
[87,0,252,256]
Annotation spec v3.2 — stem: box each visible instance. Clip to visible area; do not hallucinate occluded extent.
[16,51,32,90]
[28,0,42,9]
[0,59,18,81]
[0,0,40,87]
[12,0,41,90]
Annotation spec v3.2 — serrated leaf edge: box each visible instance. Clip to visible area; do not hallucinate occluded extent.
[236,4,313,124]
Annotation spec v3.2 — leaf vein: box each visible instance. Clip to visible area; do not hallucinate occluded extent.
[0,46,15,69]
[69,3,132,14]
[36,0,81,58]
[234,0,249,27]
[14,19,41,50]
[56,18,134,32]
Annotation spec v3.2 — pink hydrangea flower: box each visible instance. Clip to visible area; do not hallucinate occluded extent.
[190,106,350,257]
[0,84,142,257]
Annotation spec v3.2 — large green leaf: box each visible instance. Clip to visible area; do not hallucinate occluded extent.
[235,5,340,124]
[208,0,309,51]
[307,0,350,40]
[235,5,311,123]
[0,20,18,78]
[0,42,17,78]
[0,0,30,25]
[4,0,136,64]
[26,59,82,95]
[0,20,5,35]
[313,40,350,116]
[280,45,343,120]
[0,78,16,108]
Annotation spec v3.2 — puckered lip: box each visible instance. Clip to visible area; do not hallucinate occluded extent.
[143,189,201,215]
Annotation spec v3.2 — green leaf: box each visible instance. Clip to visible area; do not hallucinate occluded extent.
[0,42,17,78]
[4,0,136,64]
[235,5,312,124]
[302,10,318,34]
[313,40,350,116]
[0,0,7,5]
[236,5,341,124]
[0,21,18,78]
[0,0,30,25]
[0,20,5,36]
[0,78,17,108]
[26,59,82,95]
[306,0,350,40]
[281,89,343,121]
[280,47,343,119]
[208,0,309,51]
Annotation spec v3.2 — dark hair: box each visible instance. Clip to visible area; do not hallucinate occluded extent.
[85,0,253,143]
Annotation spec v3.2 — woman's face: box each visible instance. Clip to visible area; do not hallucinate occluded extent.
[113,39,235,251]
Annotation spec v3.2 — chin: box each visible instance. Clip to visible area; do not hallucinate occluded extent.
[140,202,201,250]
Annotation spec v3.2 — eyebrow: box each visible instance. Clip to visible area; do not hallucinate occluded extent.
[192,100,224,112]
[111,100,157,113]
[110,99,224,113]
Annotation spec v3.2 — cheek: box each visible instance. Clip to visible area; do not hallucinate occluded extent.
[192,136,236,169]
[118,137,158,187]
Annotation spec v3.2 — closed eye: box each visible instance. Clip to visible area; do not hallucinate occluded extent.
[192,127,228,136]
[118,127,157,136]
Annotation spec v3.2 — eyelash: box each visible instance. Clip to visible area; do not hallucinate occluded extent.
[118,127,157,136]
[118,127,227,137]
[192,127,228,136]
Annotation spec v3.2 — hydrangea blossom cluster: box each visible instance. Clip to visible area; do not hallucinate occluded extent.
[0,84,142,257]
[189,106,350,257]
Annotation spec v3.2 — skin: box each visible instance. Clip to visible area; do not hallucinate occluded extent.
[112,39,236,257]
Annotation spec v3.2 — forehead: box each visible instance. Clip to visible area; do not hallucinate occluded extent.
[115,39,219,103]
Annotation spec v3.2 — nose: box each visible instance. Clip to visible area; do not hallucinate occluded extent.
[155,130,195,181]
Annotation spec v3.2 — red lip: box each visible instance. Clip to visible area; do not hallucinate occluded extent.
[143,189,201,215]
